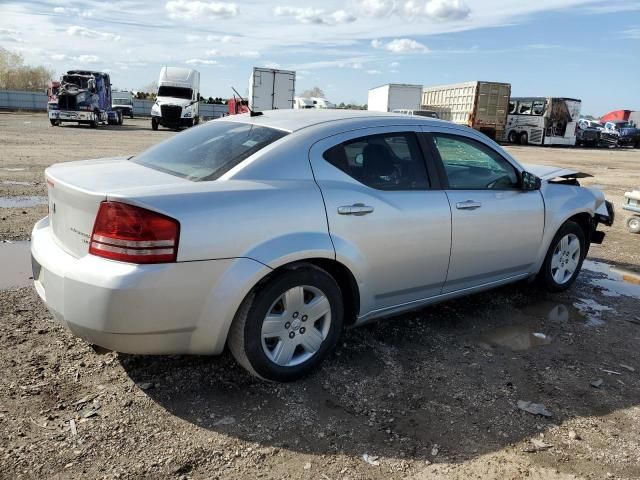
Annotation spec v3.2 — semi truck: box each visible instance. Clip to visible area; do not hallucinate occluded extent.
[367,84,422,112]
[248,67,296,112]
[422,81,511,140]
[48,71,122,128]
[151,67,200,130]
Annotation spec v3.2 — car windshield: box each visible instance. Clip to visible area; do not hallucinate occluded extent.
[133,121,289,181]
[157,86,192,100]
[615,122,631,128]
[414,111,438,118]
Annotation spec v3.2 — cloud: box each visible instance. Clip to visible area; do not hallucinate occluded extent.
[0,28,23,43]
[185,58,220,65]
[366,69,382,74]
[206,34,235,42]
[262,62,281,69]
[584,2,640,14]
[389,61,399,67]
[66,26,121,41]
[274,6,356,24]
[621,27,640,39]
[423,0,470,20]
[372,38,429,53]
[355,0,396,17]
[205,49,260,58]
[53,7,93,18]
[77,55,100,64]
[355,0,470,20]
[165,0,239,20]
[50,53,101,64]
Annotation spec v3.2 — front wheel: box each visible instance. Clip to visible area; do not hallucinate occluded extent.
[538,221,586,292]
[520,131,529,145]
[50,119,59,127]
[627,216,640,234]
[228,265,344,382]
[508,130,519,144]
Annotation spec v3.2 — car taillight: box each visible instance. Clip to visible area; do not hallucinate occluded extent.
[89,201,179,264]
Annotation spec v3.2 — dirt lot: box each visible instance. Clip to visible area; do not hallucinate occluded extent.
[1,112,639,480]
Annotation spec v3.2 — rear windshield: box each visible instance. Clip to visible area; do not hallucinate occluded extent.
[157,86,192,99]
[133,121,288,181]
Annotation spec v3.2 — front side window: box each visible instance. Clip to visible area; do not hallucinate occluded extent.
[431,134,519,190]
[532,100,545,116]
[518,101,533,115]
[323,132,429,190]
[133,121,288,181]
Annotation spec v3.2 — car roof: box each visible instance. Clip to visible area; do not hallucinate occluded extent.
[219,109,449,133]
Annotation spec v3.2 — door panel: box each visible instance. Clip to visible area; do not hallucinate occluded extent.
[309,127,452,317]
[444,189,544,292]
[424,129,544,293]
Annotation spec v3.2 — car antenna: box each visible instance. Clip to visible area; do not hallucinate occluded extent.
[231,87,262,117]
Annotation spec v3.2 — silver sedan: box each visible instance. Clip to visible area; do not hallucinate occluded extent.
[31,110,614,381]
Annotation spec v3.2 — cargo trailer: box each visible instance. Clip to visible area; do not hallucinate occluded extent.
[248,67,296,112]
[421,81,511,140]
[367,84,422,112]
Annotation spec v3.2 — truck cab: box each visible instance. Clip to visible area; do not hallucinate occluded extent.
[151,67,200,130]
[49,71,122,128]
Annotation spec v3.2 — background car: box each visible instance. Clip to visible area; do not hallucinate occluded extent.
[576,118,605,147]
[31,110,613,382]
[604,120,640,148]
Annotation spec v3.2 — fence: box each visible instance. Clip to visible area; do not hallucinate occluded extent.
[0,90,228,119]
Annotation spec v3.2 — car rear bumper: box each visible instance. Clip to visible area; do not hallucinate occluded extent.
[31,217,268,355]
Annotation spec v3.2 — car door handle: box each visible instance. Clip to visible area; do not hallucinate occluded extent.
[456,200,482,210]
[338,203,374,216]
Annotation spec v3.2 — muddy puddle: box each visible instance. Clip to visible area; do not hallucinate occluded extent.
[582,259,640,298]
[473,301,585,351]
[0,241,32,289]
[0,196,47,208]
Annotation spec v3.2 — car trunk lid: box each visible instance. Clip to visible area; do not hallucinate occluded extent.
[45,157,189,258]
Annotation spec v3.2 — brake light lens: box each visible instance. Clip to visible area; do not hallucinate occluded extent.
[89,201,179,264]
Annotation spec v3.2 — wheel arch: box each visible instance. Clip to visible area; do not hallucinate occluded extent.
[246,258,361,327]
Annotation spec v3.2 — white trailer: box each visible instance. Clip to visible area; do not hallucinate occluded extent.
[422,81,511,140]
[249,67,296,112]
[367,84,422,112]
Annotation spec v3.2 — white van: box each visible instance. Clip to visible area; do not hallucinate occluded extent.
[151,67,200,130]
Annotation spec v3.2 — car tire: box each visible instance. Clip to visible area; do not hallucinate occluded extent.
[508,130,519,144]
[627,216,640,234]
[228,265,344,382]
[537,221,586,292]
[90,117,98,129]
[129,112,134,119]
[520,131,529,145]
[151,117,159,131]
[50,119,59,127]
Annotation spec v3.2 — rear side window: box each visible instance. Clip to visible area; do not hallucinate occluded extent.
[133,121,288,181]
[323,132,429,190]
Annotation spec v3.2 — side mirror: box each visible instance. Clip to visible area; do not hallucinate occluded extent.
[521,171,541,190]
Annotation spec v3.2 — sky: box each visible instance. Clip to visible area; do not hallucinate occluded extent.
[1,0,640,115]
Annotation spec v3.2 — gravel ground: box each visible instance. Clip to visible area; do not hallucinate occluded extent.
[1,112,639,479]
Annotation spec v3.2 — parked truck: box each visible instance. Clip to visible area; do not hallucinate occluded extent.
[151,67,200,130]
[367,84,422,112]
[422,81,511,140]
[112,90,134,119]
[248,67,296,112]
[48,71,122,128]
